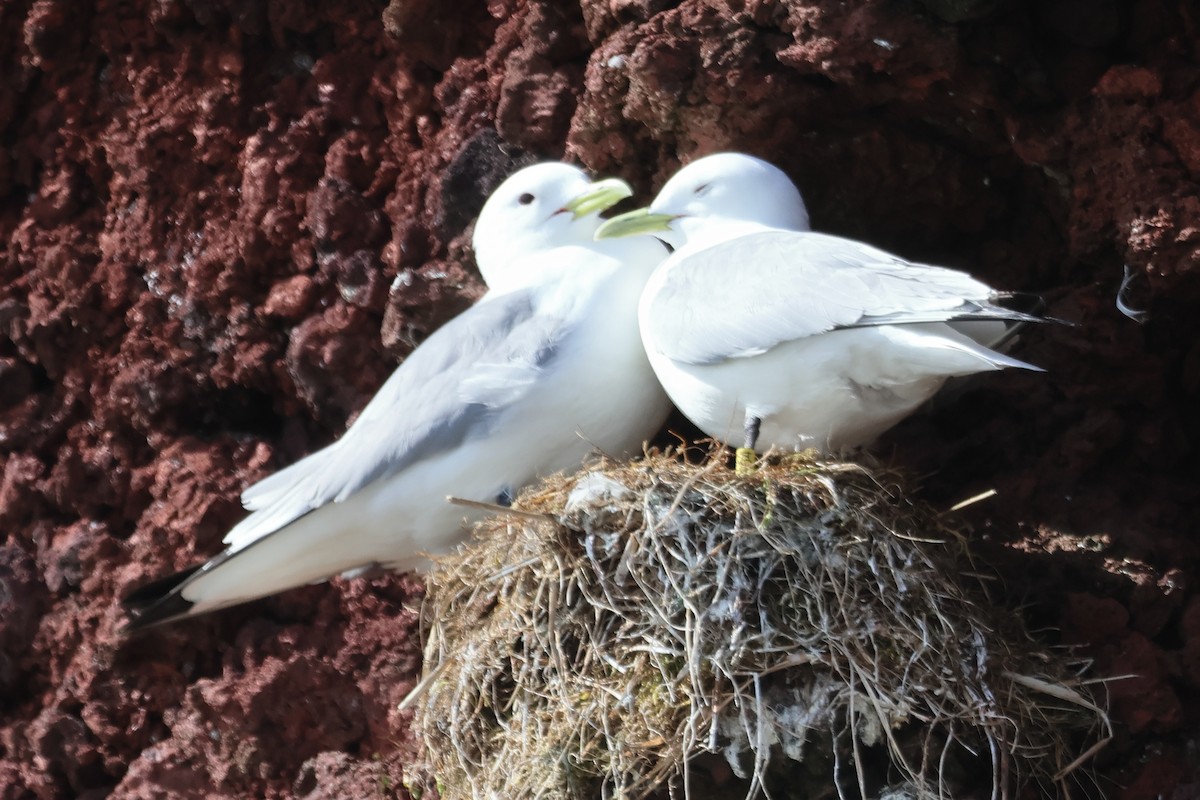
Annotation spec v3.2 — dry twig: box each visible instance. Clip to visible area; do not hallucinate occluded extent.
[408,451,1107,800]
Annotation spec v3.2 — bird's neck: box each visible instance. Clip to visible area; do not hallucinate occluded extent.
[674,217,775,252]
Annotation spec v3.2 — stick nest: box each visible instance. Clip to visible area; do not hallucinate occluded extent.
[409,452,1107,800]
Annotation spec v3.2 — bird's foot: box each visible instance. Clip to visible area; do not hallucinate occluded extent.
[735,447,758,475]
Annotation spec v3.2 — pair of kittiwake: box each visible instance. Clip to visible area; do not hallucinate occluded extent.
[124,153,1049,629]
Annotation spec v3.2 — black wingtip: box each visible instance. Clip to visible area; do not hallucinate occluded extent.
[991,291,1076,327]
[120,564,204,633]
[992,290,1046,316]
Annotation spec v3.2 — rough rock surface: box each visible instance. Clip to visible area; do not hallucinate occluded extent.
[1,0,1197,796]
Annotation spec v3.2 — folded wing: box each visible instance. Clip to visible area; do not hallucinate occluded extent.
[228,288,570,551]
[645,231,1044,367]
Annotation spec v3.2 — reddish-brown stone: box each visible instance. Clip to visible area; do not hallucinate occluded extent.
[2,0,1199,795]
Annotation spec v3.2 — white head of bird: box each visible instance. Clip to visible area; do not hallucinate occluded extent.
[594,152,810,248]
[471,162,634,292]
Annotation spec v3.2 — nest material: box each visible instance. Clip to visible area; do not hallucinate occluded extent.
[409,452,1107,800]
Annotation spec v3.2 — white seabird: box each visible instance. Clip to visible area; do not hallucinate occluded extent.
[123,163,671,629]
[594,152,1047,455]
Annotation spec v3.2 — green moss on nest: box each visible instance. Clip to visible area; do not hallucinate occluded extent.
[408,451,1107,799]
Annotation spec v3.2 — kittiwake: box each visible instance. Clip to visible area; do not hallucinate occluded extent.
[123,163,672,629]
[595,152,1049,455]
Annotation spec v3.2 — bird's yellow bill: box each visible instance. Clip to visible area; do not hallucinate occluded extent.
[562,178,634,219]
[593,207,676,239]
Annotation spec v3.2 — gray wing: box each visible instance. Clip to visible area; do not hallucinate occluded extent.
[644,230,1041,366]
[227,288,569,548]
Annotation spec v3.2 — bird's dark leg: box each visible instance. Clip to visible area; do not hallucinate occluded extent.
[743,415,761,450]
[735,415,762,475]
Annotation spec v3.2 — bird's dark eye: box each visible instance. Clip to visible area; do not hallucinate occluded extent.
[518,192,535,205]
[694,183,711,196]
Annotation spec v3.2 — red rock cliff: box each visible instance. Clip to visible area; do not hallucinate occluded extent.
[1,0,1198,797]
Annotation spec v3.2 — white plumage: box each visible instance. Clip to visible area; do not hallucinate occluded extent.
[595,152,1046,454]
[124,163,671,628]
